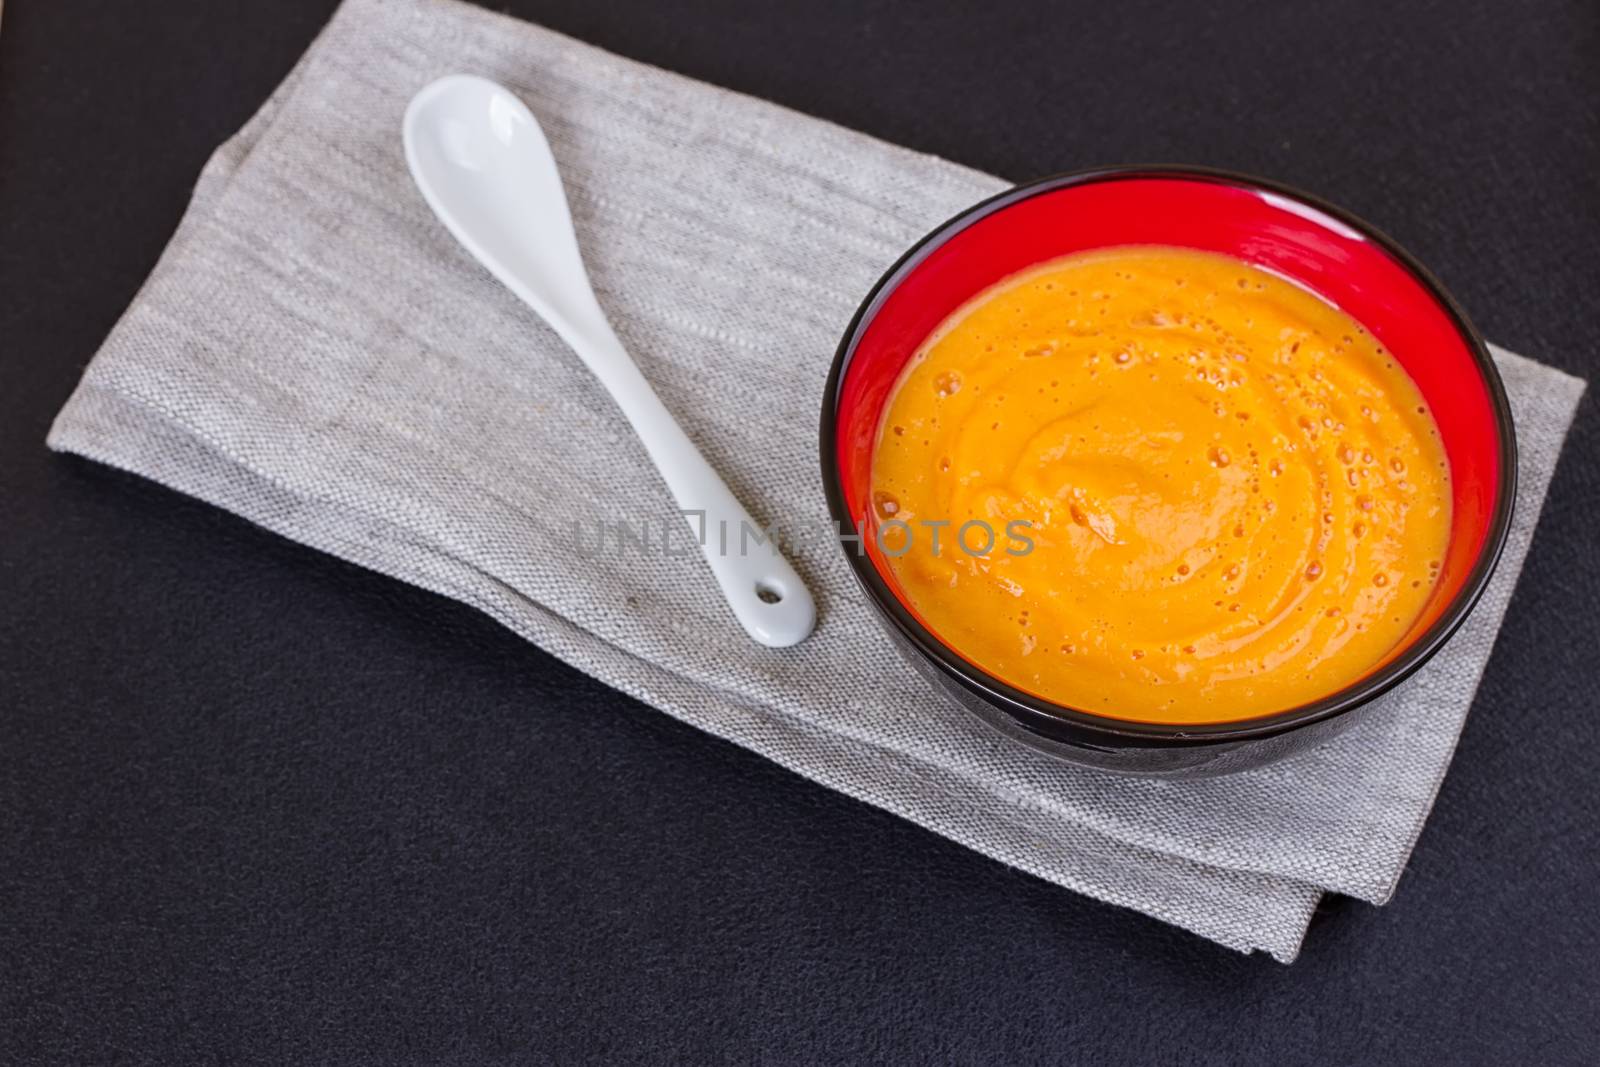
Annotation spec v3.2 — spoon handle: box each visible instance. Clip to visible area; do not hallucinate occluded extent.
[565,316,817,648]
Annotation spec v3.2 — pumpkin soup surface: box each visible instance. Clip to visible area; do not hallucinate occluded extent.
[870,246,1451,723]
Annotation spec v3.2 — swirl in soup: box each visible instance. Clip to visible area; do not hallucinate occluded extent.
[870,246,1451,723]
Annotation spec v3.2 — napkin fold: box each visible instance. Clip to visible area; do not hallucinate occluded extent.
[48,0,1585,961]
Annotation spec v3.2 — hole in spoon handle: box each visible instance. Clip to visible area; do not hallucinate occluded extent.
[702,537,815,648]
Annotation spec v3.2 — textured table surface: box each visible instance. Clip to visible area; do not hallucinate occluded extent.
[2,0,1597,1062]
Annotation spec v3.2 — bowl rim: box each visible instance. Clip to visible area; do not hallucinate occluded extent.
[819,163,1519,746]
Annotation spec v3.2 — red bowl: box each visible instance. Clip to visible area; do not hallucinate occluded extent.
[820,166,1516,776]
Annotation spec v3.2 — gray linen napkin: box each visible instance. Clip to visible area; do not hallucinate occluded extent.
[48,0,1585,961]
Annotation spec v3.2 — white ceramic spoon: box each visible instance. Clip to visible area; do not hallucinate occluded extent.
[403,74,815,648]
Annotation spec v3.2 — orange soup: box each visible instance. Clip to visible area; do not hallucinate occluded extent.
[870,247,1451,723]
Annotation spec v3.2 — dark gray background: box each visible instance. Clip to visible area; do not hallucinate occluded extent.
[3,0,1597,1062]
